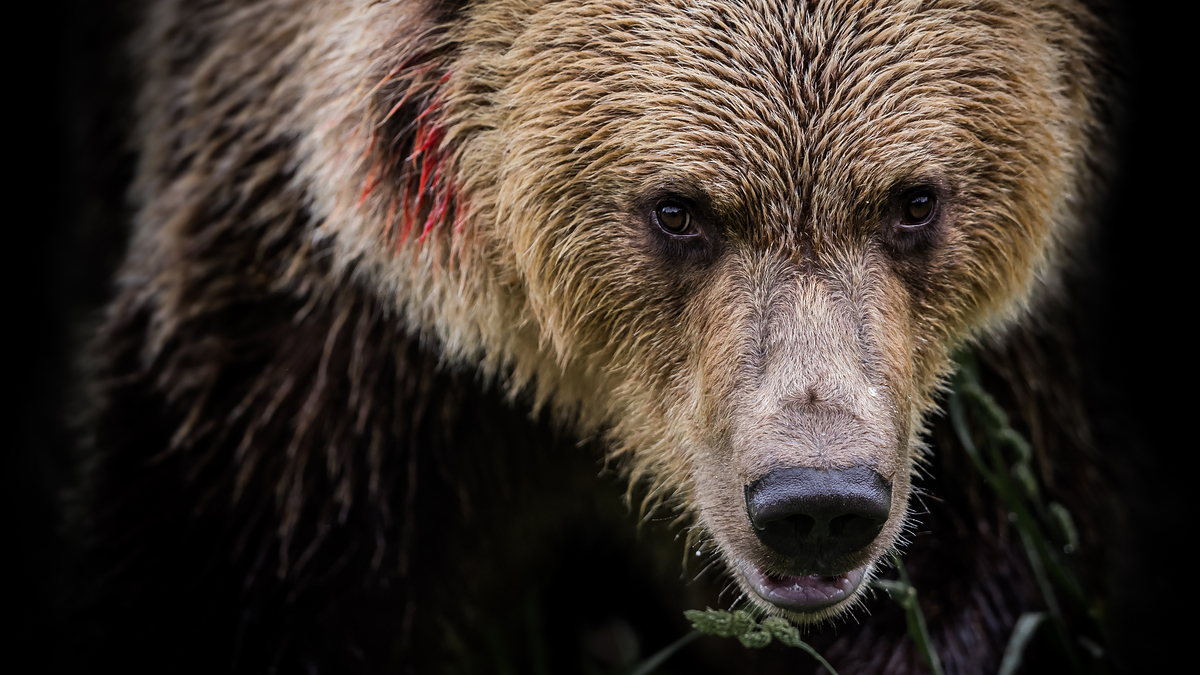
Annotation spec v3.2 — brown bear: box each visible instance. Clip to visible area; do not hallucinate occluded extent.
[71,0,1126,673]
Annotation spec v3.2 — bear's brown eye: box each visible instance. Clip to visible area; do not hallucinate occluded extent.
[655,202,693,235]
[901,190,937,227]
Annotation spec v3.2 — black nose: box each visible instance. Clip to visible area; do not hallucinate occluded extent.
[744,466,892,574]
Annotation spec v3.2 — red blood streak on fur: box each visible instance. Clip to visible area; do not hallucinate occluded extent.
[385,78,457,253]
[398,183,415,246]
[357,130,382,207]
[415,98,441,122]
[357,164,379,208]
[418,167,448,244]
[410,123,427,161]
[381,63,438,126]
[330,51,429,131]
[412,122,445,219]
[416,152,435,201]
[416,124,445,156]
[381,90,413,126]
[368,63,407,100]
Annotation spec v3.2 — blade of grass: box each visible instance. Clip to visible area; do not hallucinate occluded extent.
[950,354,1084,670]
[762,617,840,675]
[793,641,839,675]
[626,630,700,675]
[875,555,945,675]
[998,612,1046,675]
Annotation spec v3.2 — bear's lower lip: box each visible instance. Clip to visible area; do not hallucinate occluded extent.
[743,564,867,613]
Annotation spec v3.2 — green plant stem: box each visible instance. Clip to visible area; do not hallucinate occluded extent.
[875,556,945,675]
[948,355,1085,671]
[998,612,1047,675]
[626,629,700,675]
[794,640,840,675]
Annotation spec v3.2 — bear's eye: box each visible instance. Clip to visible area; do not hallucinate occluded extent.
[881,184,945,254]
[900,190,937,227]
[655,201,695,235]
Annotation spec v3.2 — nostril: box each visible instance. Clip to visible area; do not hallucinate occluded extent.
[744,466,892,574]
[789,514,816,539]
[829,513,879,539]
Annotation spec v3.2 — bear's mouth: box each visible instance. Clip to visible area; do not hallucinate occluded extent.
[742,563,867,613]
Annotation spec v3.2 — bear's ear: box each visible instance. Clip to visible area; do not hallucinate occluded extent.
[354,41,461,258]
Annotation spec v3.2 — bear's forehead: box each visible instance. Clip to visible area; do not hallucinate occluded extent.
[498,0,1041,220]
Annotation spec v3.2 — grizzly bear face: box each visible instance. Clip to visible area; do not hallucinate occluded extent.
[299,0,1095,623]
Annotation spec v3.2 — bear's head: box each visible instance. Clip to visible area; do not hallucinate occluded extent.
[302,0,1099,622]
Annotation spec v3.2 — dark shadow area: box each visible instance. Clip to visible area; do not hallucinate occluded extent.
[1075,4,1186,671]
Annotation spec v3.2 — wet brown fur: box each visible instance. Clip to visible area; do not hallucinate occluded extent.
[81,0,1118,672]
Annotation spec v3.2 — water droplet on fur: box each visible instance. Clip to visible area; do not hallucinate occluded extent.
[868,386,878,397]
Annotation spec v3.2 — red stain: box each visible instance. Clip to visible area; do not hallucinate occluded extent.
[381,90,412,126]
[397,186,415,248]
[357,163,379,208]
[418,167,449,244]
[357,130,381,208]
[360,61,462,259]
[406,98,451,247]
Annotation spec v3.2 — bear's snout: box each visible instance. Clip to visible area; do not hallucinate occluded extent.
[744,466,892,576]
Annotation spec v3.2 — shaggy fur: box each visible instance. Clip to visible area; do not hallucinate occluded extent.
[77,0,1118,672]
